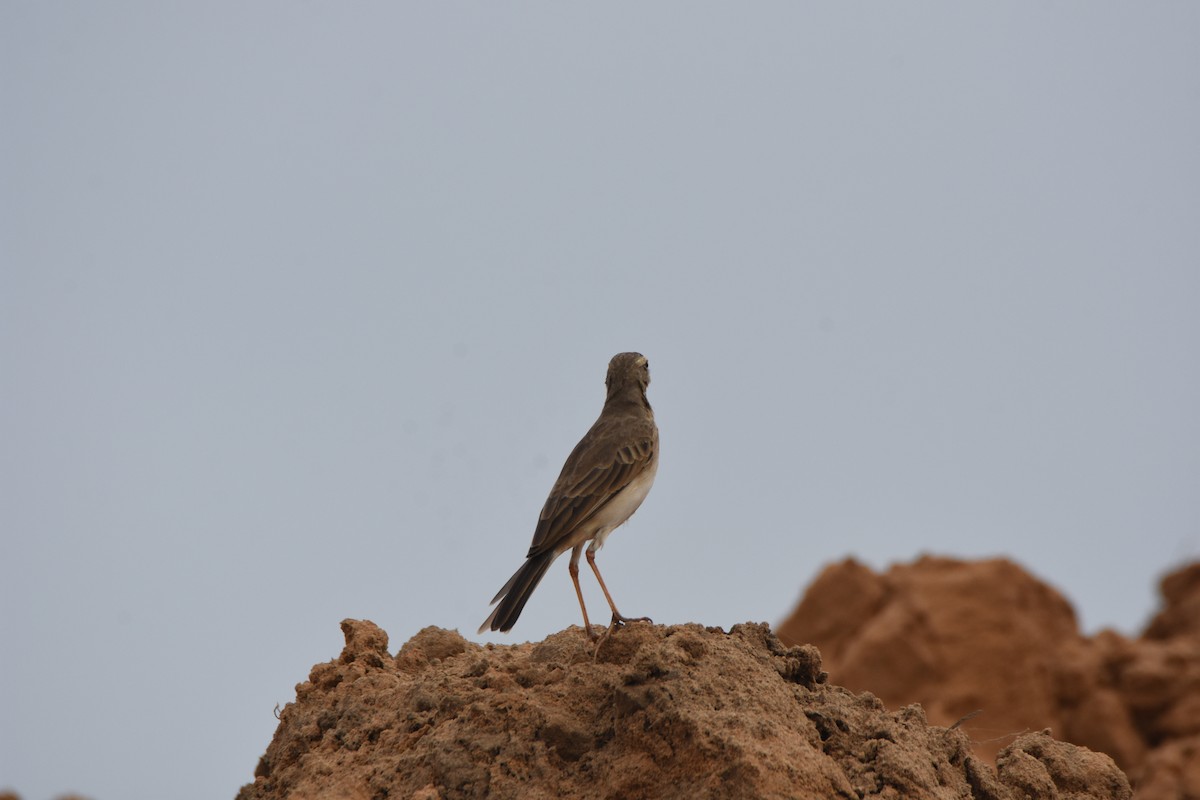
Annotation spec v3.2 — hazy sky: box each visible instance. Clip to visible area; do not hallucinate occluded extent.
[3,4,1198,799]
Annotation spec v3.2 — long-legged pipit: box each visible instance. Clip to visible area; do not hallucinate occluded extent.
[479,352,659,639]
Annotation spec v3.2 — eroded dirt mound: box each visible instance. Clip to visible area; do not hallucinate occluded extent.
[239,619,1129,800]
[1145,562,1200,640]
[776,556,1200,800]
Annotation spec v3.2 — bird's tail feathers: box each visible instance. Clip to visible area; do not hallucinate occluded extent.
[477,551,556,634]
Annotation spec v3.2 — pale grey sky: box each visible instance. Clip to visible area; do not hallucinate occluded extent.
[3,4,1198,800]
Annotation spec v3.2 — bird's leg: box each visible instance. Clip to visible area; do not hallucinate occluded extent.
[569,545,599,640]
[586,547,652,629]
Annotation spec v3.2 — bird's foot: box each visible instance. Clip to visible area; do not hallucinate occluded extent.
[591,613,652,659]
[591,620,617,660]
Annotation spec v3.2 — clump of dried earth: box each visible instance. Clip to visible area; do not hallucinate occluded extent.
[238,618,1129,799]
[776,557,1200,800]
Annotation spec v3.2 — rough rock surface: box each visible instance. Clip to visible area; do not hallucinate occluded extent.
[238,619,1129,800]
[776,556,1200,800]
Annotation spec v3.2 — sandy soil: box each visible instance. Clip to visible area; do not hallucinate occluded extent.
[238,617,1129,799]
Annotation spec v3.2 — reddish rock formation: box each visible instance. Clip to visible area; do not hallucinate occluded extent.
[1145,562,1200,640]
[776,556,1200,800]
[238,618,1129,800]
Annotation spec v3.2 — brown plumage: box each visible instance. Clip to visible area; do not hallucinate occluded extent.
[479,352,659,638]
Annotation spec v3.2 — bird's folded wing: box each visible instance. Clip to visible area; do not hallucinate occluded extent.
[525,435,655,558]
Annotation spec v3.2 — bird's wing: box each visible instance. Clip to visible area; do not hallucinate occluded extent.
[526,418,656,558]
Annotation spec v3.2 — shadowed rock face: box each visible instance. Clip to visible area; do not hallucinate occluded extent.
[776,556,1200,800]
[238,618,1129,800]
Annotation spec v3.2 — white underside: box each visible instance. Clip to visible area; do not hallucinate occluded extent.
[583,455,658,553]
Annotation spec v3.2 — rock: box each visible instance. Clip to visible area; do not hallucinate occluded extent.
[1145,562,1200,640]
[777,556,1200,800]
[997,731,1131,800]
[238,619,1128,800]
[778,556,1084,760]
[1133,735,1200,800]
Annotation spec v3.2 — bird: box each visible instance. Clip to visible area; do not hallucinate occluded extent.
[479,352,659,640]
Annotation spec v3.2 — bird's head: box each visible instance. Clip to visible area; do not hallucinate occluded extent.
[606,352,650,395]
